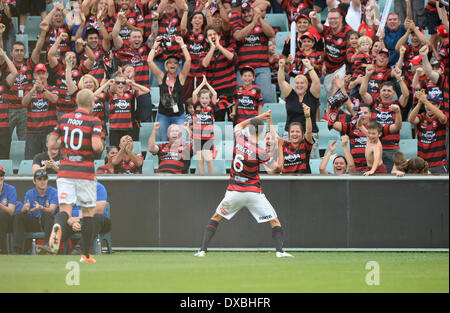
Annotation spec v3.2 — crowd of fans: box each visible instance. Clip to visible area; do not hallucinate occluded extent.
[0,0,448,177]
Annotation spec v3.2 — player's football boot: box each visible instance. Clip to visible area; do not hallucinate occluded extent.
[48,223,62,254]
[35,244,57,255]
[80,255,97,263]
[276,251,294,258]
[194,251,206,257]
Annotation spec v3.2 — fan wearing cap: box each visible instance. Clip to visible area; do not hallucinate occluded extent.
[0,165,16,254]
[232,1,276,104]
[288,31,323,86]
[231,66,263,125]
[11,170,58,254]
[21,63,59,160]
[0,47,18,160]
[281,13,323,61]
[148,34,191,141]
[408,90,448,173]
[0,18,48,143]
[435,25,449,76]
[412,57,445,111]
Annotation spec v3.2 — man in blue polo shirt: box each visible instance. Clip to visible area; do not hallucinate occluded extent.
[37,182,111,254]
[0,165,17,254]
[13,170,58,254]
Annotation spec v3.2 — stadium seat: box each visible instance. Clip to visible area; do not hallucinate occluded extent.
[195,159,226,175]
[63,202,113,255]
[145,150,160,169]
[15,34,29,58]
[264,103,286,125]
[400,122,413,139]
[12,128,18,141]
[310,158,334,174]
[399,139,418,159]
[140,122,154,153]
[21,232,45,254]
[264,13,289,32]
[151,87,160,107]
[0,160,13,175]
[10,141,25,170]
[26,16,42,41]
[142,159,154,174]
[11,17,18,33]
[317,121,340,151]
[324,139,350,157]
[94,160,105,172]
[269,84,277,103]
[132,141,142,155]
[275,32,290,54]
[18,160,33,175]
[223,140,234,161]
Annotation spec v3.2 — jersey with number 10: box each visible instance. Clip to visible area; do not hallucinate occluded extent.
[227,129,269,193]
[52,109,102,180]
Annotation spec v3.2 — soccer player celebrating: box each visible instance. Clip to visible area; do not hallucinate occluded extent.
[194,110,293,258]
[46,89,104,263]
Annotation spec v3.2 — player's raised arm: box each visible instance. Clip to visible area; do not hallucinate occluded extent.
[235,110,272,133]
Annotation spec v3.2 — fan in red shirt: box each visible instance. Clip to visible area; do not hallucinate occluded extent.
[193,110,293,258]
[111,135,144,174]
[46,89,104,263]
[230,66,263,125]
[408,90,448,174]
[148,121,193,174]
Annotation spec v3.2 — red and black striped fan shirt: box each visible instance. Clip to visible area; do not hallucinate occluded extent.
[193,104,215,141]
[26,86,59,134]
[155,142,192,174]
[371,99,400,150]
[281,138,313,174]
[340,116,368,172]
[115,44,151,89]
[416,113,447,168]
[53,109,102,180]
[0,84,10,128]
[232,20,270,69]
[321,24,353,74]
[1,59,35,109]
[106,90,139,131]
[233,84,263,124]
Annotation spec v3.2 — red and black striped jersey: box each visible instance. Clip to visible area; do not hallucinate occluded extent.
[352,53,373,77]
[321,24,353,74]
[108,11,145,47]
[185,31,207,78]
[51,63,89,113]
[345,46,357,76]
[80,47,106,85]
[92,96,107,138]
[281,0,313,24]
[106,90,139,130]
[403,44,422,92]
[416,113,447,168]
[227,10,242,30]
[113,154,144,174]
[418,76,443,108]
[227,129,269,193]
[290,49,323,82]
[366,67,392,104]
[155,142,192,174]
[233,84,263,124]
[52,109,102,180]
[1,59,35,109]
[45,25,72,58]
[339,116,368,171]
[281,138,313,174]
[232,20,270,68]
[26,86,58,134]
[96,164,114,174]
[154,14,182,60]
[115,44,150,88]
[0,84,9,128]
[201,46,238,92]
[193,104,214,141]
[371,99,400,150]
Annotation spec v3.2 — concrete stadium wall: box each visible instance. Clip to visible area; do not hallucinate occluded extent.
[7,176,449,249]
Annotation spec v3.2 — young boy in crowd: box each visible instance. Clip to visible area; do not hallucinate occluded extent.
[362,120,387,175]
[230,66,263,125]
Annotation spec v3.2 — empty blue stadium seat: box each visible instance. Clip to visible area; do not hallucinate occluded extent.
[264,13,289,32]
[400,139,418,159]
[10,141,25,170]
[0,160,13,175]
[26,16,42,41]
[18,160,33,175]
[317,121,340,150]
[142,159,154,174]
[310,158,334,174]
[400,122,413,139]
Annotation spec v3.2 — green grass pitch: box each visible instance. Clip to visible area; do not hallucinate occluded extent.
[0,252,448,293]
